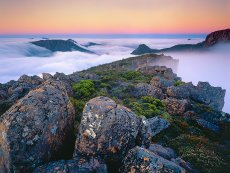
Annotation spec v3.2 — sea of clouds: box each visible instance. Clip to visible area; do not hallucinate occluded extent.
[0,37,229,113]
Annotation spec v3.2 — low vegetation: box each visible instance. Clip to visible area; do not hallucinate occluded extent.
[70,70,230,173]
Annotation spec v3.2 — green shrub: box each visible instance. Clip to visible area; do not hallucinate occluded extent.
[72,80,96,99]
[129,96,165,118]
[168,135,229,173]
[121,71,141,80]
[174,80,185,86]
[69,97,86,123]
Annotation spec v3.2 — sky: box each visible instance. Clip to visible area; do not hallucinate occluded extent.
[0,0,230,34]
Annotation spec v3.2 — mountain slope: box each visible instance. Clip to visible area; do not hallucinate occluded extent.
[31,39,94,53]
[131,29,230,55]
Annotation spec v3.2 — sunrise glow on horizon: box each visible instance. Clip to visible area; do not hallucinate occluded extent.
[0,0,229,35]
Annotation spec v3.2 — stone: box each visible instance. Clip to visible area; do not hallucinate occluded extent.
[163,98,189,116]
[196,118,220,133]
[0,80,75,172]
[33,156,108,173]
[191,82,225,111]
[119,146,185,173]
[148,116,170,136]
[132,83,164,99]
[148,144,177,160]
[166,83,194,99]
[75,97,141,162]
[204,29,230,47]
[135,116,152,148]
[172,157,197,173]
[42,73,53,81]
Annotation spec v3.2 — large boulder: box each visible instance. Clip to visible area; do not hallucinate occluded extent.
[75,97,141,162]
[0,75,44,115]
[191,82,225,111]
[150,76,174,90]
[132,83,164,99]
[166,82,225,112]
[163,98,189,116]
[166,83,194,99]
[0,80,75,172]
[33,156,108,173]
[119,146,185,173]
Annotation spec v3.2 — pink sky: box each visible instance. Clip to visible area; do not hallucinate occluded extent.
[0,0,229,34]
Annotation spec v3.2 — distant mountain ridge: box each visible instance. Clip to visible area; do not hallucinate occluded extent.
[132,29,230,55]
[31,39,94,53]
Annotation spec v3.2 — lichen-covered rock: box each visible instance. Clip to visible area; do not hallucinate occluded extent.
[75,96,141,162]
[166,82,225,112]
[132,83,164,99]
[148,144,177,160]
[0,80,75,172]
[42,73,54,81]
[135,116,152,148]
[148,116,170,136]
[119,146,185,173]
[163,98,189,116]
[33,156,108,173]
[196,118,220,133]
[171,157,197,173]
[0,75,44,115]
[166,83,194,99]
[140,66,178,80]
[191,82,225,111]
[150,76,174,90]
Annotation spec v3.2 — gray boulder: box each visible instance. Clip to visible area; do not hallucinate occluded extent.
[75,97,141,161]
[191,82,225,111]
[33,156,108,173]
[42,73,53,81]
[148,144,176,160]
[148,116,170,136]
[166,83,194,99]
[119,146,185,173]
[196,118,220,133]
[163,98,189,116]
[132,83,164,99]
[0,75,44,115]
[135,116,152,148]
[150,76,174,90]
[0,80,75,172]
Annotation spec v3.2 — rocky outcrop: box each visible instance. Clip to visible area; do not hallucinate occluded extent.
[0,75,44,115]
[88,54,179,73]
[42,73,54,81]
[204,29,230,47]
[75,97,141,161]
[196,118,220,133]
[166,83,194,99]
[141,66,226,112]
[119,146,185,173]
[0,80,75,172]
[163,98,189,116]
[148,144,196,173]
[191,82,225,111]
[31,39,93,53]
[33,156,108,173]
[132,83,164,99]
[148,144,176,160]
[131,44,158,55]
[148,116,170,136]
[131,29,230,55]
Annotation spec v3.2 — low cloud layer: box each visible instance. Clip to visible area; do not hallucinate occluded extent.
[0,38,229,113]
